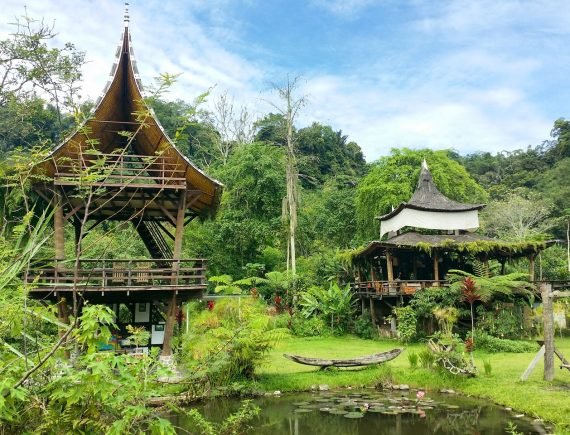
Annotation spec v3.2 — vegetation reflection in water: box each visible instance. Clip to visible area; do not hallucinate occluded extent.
[174,389,546,434]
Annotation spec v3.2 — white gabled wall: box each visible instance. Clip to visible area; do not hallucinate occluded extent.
[380,208,480,238]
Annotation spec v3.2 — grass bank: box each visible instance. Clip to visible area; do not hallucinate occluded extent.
[255,335,570,431]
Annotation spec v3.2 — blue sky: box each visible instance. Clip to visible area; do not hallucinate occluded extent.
[1,0,569,160]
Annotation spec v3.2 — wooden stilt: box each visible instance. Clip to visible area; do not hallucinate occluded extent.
[529,254,536,282]
[161,292,177,356]
[57,295,70,358]
[542,283,554,381]
[162,190,187,356]
[54,192,65,264]
[369,298,376,326]
[386,253,394,281]
[433,253,439,286]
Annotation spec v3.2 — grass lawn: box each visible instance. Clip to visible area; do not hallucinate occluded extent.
[255,335,570,431]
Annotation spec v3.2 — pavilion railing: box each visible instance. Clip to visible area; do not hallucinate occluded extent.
[25,258,206,292]
[353,280,449,297]
[53,153,186,189]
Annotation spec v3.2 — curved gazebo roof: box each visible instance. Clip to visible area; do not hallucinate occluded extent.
[37,19,222,217]
[378,160,484,238]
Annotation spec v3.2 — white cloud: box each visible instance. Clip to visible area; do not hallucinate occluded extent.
[309,0,376,17]
[0,0,566,161]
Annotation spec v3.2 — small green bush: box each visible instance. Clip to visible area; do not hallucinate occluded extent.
[353,313,376,339]
[290,315,331,337]
[393,306,417,343]
[475,332,537,353]
[408,351,418,369]
[418,349,435,368]
[483,360,492,376]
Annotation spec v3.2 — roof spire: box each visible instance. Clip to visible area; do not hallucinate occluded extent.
[124,2,130,27]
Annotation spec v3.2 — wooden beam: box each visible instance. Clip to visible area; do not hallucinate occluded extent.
[520,345,545,381]
[155,220,175,240]
[64,203,83,221]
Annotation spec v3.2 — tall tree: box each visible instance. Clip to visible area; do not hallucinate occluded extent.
[265,76,306,275]
[0,11,85,123]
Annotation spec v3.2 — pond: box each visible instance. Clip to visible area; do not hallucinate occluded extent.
[172,388,547,434]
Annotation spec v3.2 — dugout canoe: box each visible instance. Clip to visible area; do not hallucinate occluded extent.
[283,348,403,368]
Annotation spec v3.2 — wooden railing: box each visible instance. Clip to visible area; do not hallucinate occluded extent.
[25,258,206,292]
[54,153,186,189]
[353,280,449,297]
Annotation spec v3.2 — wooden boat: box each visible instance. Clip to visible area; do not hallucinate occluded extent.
[283,348,403,368]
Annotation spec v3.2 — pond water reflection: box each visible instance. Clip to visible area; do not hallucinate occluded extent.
[173,389,546,434]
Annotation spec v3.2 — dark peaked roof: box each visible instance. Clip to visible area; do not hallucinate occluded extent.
[37,19,222,217]
[379,160,484,221]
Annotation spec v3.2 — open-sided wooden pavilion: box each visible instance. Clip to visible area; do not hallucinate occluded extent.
[353,160,555,333]
[25,12,222,355]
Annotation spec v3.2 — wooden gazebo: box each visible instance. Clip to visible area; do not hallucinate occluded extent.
[353,160,555,332]
[25,14,222,355]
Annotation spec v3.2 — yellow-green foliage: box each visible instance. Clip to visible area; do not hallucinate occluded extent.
[181,298,288,381]
[413,239,547,255]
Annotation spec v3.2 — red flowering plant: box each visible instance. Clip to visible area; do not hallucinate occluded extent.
[460,276,481,351]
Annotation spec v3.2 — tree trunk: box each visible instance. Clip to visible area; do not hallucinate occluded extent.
[567,219,569,273]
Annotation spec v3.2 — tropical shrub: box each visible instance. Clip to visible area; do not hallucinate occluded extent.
[299,282,356,334]
[476,304,527,339]
[393,306,417,343]
[473,332,537,353]
[180,298,288,383]
[353,312,377,339]
[0,305,177,434]
[290,314,331,337]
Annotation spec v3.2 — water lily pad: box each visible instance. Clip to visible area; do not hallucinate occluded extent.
[368,408,387,413]
[344,412,364,419]
[329,409,348,415]
[294,408,313,413]
[319,407,332,412]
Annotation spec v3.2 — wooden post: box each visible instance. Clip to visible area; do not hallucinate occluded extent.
[161,292,177,357]
[529,254,536,282]
[172,190,187,262]
[433,253,439,285]
[57,295,70,359]
[542,282,554,381]
[386,253,394,282]
[54,192,65,262]
[369,298,376,326]
[162,190,187,357]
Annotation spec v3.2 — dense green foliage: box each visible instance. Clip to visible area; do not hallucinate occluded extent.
[180,298,287,383]
[473,332,538,353]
